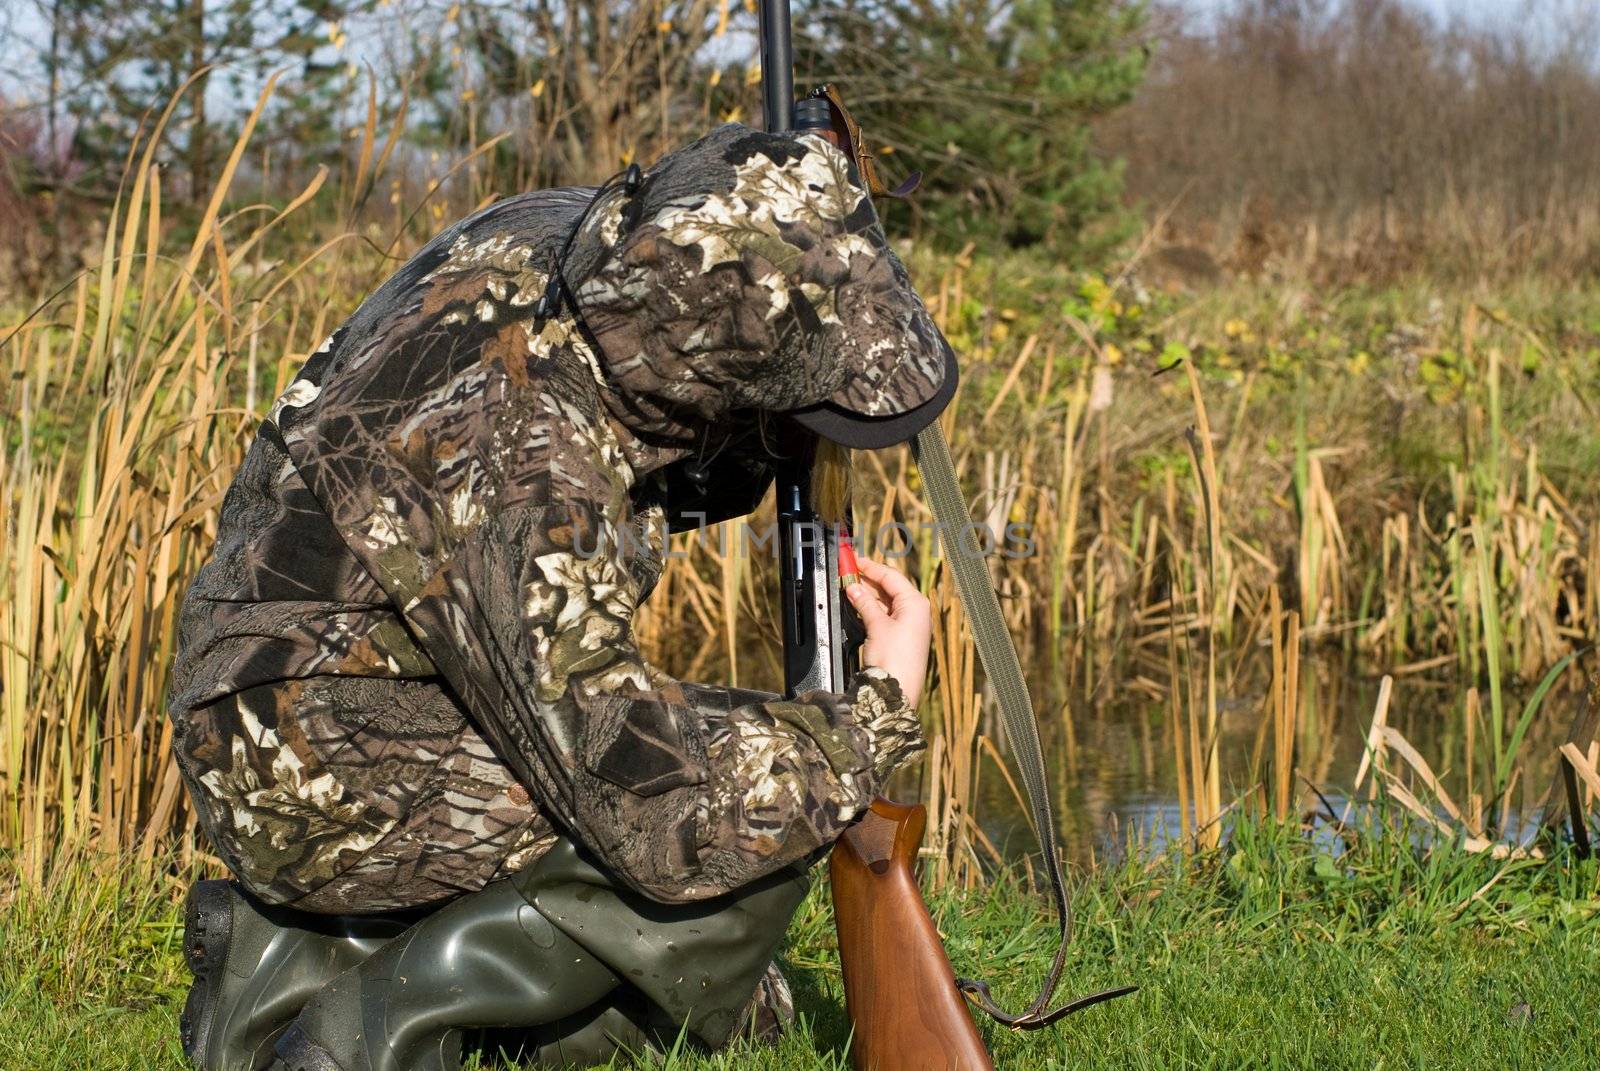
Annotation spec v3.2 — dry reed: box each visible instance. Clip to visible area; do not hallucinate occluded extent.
[4,78,1598,884]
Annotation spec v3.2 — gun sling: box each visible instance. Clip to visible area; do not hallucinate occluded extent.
[912,422,1136,1027]
[753,0,1131,1033]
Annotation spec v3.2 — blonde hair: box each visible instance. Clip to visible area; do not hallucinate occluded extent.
[810,438,853,525]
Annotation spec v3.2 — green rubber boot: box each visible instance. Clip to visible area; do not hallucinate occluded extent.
[267,840,811,1071]
[181,880,412,1071]
[268,871,623,1071]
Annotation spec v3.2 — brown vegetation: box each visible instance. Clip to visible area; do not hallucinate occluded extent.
[4,4,1598,887]
[1105,0,1600,280]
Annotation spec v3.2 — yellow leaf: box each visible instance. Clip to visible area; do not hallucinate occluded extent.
[879,145,895,154]
[446,2,460,20]
[529,79,545,98]
[460,88,476,103]
[657,19,672,32]
[1103,342,1124,366]
[707,69,722,88]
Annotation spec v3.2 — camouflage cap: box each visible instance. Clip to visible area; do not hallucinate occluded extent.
[569,124,956,449]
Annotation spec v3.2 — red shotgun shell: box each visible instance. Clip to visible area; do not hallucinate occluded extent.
[838,533,860,587]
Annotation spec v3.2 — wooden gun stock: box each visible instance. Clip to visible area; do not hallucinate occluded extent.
[830,798,994,1071]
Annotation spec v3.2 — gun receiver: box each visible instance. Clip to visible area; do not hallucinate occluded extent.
[775,433,854,693]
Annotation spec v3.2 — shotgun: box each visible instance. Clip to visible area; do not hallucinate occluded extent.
[758,5,1135,1068]
[758,6,994,1069]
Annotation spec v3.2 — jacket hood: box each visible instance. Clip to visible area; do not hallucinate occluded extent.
[563,124,956,450]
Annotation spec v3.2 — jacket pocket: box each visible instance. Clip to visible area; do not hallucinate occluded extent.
[582,692,707,797]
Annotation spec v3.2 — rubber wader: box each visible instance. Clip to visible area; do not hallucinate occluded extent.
[181,881,416,1071]
[267,839,811,1071]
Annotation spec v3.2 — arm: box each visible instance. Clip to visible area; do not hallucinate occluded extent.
[396,478,924,903]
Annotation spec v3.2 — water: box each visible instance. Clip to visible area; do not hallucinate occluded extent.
[967,653,1582,863]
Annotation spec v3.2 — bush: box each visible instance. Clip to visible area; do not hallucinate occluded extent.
[798,0,1148,258]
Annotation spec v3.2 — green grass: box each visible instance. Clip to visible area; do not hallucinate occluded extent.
[2,816,1596,1070]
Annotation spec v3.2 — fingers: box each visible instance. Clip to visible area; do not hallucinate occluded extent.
[855,555,927,619]
[845,573,891,629]
[848,554,931,709]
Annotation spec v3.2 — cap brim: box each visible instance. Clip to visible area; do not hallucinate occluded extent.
[788,335,958,449]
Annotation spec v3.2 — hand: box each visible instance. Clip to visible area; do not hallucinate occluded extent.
[845,555,932,710]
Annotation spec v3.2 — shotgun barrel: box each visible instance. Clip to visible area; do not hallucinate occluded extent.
[762,0,851,698]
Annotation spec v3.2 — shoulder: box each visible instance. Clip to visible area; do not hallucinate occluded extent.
[275,187,597,434]
[362,187,590,332]
[268,188,623,538]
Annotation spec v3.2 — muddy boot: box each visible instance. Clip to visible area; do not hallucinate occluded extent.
[268,872,623,1071]
[181,880,413,1071]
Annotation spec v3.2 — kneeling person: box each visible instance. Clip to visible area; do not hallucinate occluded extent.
[168,122,955,1070]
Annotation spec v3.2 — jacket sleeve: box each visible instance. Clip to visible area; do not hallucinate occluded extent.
[392,481,922,902]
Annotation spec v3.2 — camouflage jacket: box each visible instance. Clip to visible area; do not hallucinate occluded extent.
[171,125,939,902]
